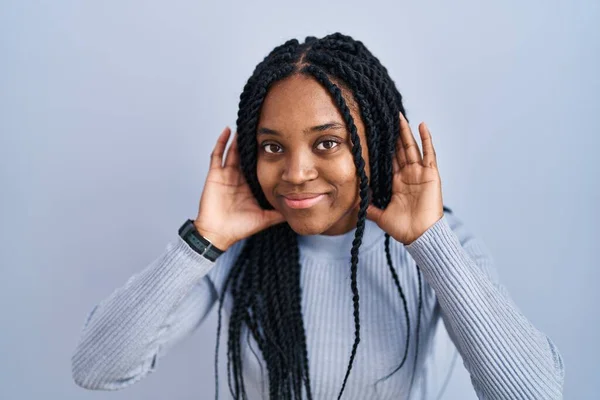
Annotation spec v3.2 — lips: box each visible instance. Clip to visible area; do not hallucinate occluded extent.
[282,193,324,200]
[280,193,327,209]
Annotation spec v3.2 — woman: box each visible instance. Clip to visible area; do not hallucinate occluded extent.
[71,33,565,399]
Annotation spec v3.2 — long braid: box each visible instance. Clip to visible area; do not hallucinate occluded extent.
[214,33,453,399]
[302,65,370,400]
[384,234,412,373]
[304,48,397,209]
[214,242,252,400]
[305,41,414,394]
[408,265,424,396]
[274,228,306,399]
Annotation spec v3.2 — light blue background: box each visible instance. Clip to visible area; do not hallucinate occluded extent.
[1,0,598,398]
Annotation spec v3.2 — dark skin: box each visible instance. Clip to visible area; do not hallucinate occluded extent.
[256,74,371,236]
[194,74,443,249]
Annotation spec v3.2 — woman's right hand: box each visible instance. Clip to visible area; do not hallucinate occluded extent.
[193,126,285,252]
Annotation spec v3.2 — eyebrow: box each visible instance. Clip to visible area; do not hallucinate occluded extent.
[257,122,345,136]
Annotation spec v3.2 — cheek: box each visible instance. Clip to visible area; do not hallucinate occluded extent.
[329,158,359,199]
[329,147,370,205]
[256,161,276,198]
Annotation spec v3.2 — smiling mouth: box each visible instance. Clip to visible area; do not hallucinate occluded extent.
[281,194,327,209]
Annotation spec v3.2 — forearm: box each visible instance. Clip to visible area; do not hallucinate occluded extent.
[71,236,217,390]
[406,216,564,399]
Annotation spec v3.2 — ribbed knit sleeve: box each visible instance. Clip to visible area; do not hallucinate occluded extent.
[405,213,565,400]
[71,235,220,390]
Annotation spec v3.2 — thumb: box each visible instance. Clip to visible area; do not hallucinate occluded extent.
[366,204,383,223]
[264,209,286,226]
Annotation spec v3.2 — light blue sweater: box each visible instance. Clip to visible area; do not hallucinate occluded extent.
[71,210,565,399]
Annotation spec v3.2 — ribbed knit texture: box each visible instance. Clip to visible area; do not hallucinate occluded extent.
[71,212,564,399]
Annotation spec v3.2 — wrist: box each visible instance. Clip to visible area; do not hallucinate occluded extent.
[193,220,233,252]
[178,219,226,262]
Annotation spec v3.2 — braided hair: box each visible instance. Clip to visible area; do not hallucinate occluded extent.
[213,33,452,400]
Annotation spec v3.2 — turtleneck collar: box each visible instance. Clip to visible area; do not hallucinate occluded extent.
[297,219,386,260]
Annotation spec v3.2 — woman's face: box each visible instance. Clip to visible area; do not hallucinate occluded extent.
[256,74,371,236]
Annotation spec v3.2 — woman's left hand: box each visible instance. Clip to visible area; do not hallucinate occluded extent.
[366,112,444,245]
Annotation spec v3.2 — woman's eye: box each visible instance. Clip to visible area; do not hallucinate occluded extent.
[263,143,282,154]
[261,140,339,154]
[316,140,340,151]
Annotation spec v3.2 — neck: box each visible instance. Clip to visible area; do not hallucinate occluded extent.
[297,218,384,260]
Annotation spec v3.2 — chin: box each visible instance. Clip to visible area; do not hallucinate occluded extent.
[285,216,330,236]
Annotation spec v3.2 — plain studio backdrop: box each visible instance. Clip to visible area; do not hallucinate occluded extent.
[1,0,598,399]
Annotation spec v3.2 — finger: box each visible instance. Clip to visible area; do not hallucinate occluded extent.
[419,122,437,168]
[366,204,383,223]
[224,131,240,168]
[395,118,408,169]
[392,152,400,173]
[210,126,231,169]
[398,112,422,165]
[395,135,408,169]
[265,209,286,226]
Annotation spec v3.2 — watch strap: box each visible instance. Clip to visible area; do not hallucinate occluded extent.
[178,219,224,262]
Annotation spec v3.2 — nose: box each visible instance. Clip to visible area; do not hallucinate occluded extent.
[281,150,318,184]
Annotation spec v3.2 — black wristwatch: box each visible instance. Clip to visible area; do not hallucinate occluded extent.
[178,219,224,262]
